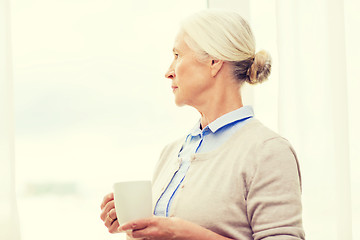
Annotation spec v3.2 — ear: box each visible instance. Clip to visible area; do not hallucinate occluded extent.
[210,59,224,77]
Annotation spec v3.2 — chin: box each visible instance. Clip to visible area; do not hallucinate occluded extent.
[174,101,186,107]
[174,98,186,107]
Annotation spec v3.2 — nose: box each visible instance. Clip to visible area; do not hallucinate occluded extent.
[165,64,175,79]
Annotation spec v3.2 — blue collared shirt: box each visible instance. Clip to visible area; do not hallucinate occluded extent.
[154,106,254,217]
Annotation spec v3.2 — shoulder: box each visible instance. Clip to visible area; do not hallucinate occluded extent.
[238,119,302,188]
[240,118,282,140]
[234,118,294,152]
[238,118,297,159]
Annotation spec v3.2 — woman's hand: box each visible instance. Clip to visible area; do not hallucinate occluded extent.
[100,195,231,240]
[119,216,231,240]
[100,192,120,233]
[119,217,187,240]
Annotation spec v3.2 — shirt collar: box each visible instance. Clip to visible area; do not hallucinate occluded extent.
[189,105,254,136]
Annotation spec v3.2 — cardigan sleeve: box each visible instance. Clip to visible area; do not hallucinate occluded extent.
[246,137,305,240]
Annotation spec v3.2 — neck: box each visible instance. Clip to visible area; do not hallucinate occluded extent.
[198,88,244,129]
[190,61,244,129]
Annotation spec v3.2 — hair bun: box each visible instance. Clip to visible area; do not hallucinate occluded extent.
[246,50,271,84]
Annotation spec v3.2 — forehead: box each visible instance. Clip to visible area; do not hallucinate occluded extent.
[173,32,190,52]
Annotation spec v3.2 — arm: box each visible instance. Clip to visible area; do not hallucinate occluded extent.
[246,137,305,240]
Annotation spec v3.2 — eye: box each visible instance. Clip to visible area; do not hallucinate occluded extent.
[174,53,179,59]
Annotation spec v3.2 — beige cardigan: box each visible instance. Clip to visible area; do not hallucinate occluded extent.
[152,119,305,240]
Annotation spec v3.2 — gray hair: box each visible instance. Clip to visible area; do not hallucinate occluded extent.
[180,9,271,84]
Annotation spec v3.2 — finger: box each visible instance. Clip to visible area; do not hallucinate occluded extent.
[131,227,155,239]
[130,229,147,239]
[100,192,114,210]
[125,235,142,240]
[108,208,117,222]
[108,219,120,234]
[119,218,152,232]
[125,230,136,239]
[100,200,115,221]
[104,214,116,228]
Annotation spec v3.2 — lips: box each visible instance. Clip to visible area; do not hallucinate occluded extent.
[171,86,178,91]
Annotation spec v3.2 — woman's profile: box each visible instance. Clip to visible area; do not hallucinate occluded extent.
[100,9,305,240]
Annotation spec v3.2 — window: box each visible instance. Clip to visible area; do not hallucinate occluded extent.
[12,1,205,239]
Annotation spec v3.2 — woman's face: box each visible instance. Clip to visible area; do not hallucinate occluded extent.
[165,32,213,107]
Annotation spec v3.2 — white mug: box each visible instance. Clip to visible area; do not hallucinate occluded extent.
[113,180,152,225]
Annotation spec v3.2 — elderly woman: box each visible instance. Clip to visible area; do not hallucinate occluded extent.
[100,9,305,240]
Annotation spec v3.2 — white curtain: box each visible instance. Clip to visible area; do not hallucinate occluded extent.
[0,0,21,239]
[210,0,359,239]
[276,0,358,239]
